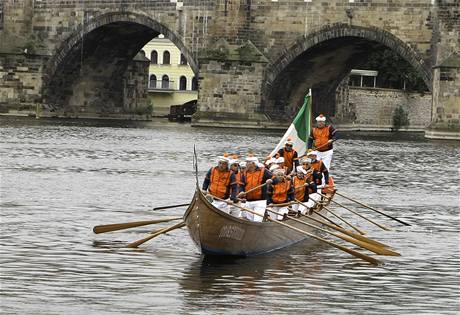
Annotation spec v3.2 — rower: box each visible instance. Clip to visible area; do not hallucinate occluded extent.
[229,155,244,195]
[307,114,337,170]
[307,150,329,188]
[267,166,294,220]
[276,139,299,173]
[291,165,318,215]
[299,157,321,209]
[239,161,247,176]
[202,155,237,212]
[237,156,272,222]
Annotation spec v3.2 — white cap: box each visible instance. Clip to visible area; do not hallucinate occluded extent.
[307,151,318,156]
[296,166,307,174]
[228,159,239,166]
[217,156,230,163]
[301,157,312,164]
[239,161,247,168]
[285,140,294,145]
[275,157,285,164]
[257,162,265,168]
[246,156,259,163]
[273,168,286,176]
[316,114,326,122]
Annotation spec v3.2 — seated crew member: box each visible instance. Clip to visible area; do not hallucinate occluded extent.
[307,114,337,170]
[291,166,311,215]
[275,156,287,173]
[237,155,272,222]
[267,166,294,220]
[264,156,277,170]
[202,156,237,213]
[307,150,329,188]
[301,156,322,209]
[277,139,299,173]
[229,155,244,195]
[239,161,247,176]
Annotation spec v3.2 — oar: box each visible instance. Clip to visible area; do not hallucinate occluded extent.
[93,217,183,234]
[288,206,390,248]
[308,198,367,235]
[294,199,344,229]
[152,203,190,211]
[214,197,380,265]
[314,139,336,151]
[335,191,411,226]
[126,221,186,248]
[238,182,267,197]
[265,208,399,256]
[318,192,391,231]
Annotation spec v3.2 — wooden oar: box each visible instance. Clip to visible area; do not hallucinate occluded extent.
[335,191,411,226]
[213,197,381,265]
[318,192,391,231]
[126,221,186,248]
[294,199,344,229]
[238,182,267,198]
[308,198,367,235]
[93,217,183,234]
[287,206,390,248]
[152,203,190,211]
[265,208,399,256]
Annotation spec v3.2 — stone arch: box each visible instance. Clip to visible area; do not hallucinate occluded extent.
[262,24,432,118]
[45,11,198,77]
[265,24,431,91]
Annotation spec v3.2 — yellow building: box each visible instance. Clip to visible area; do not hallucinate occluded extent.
[141,35,198,117]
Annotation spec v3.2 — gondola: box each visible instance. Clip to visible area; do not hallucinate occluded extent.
[183,186,334,257]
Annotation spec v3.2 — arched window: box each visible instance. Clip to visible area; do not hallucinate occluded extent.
[140,50,146,57]
[192,77,198,91]
[180,54,187,65]
[179,76,187,90]
[161,75,169,89]
[163,51,170,64]
[149,74,157,89]
[150,50,158,64]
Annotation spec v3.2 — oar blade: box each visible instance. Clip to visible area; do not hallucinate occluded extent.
[93,217,182,234]
[126,221,186,248]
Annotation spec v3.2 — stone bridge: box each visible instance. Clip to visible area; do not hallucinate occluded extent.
[0,0,458,139]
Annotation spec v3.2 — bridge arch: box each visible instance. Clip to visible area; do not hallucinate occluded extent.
[43,11,197,110]
[262,24,432,118]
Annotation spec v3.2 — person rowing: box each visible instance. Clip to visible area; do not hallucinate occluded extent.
[307,150,329,188]
[202,155,238,212]
[307,114,337,170]
[266,165,294,220]
[291,165,317,215]
[237,155,273,222]
[229,155,244,195]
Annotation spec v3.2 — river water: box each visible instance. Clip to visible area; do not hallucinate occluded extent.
[1,116,459,315]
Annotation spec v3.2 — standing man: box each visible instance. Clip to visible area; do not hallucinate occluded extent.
[277,139,299,173]
[307,114,337,170]
[202,156,237,212]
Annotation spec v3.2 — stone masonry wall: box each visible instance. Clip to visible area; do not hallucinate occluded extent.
[336,86,432,131]
[0,53,45,111]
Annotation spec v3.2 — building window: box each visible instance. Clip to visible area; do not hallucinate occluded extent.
[163,51,170,64]
[180,54,187,65]
[192,77,198,91]
[150,51,158,64]
[149,75,157,89]
[179,76,187,90]
[139,50,146,57]
[161,75,170,89]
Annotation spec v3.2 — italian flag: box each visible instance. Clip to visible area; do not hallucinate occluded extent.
[270,91,312,157]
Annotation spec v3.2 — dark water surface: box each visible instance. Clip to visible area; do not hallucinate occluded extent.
[1,117,459,314]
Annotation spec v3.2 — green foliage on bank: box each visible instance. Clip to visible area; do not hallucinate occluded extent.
[392,105,410,131]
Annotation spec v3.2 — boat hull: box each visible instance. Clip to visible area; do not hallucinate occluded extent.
[183,189,330,257]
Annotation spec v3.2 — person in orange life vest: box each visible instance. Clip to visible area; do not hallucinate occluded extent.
[264,156,277,170]
[277,139,299,173]
[229,155,244,194]
[237,156,272,222]
[239,161,247,176]
[301,156,323,208]
[306,150,329,188]
[307,114,337,170]
[202,156,237,213]
[275,156,289,173]
[266,166,294,220]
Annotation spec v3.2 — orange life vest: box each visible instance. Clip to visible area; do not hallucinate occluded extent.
[312,126,331,151]
[272,180,291,204]
[311,160,323,172]
[209,167,232,199]
[322,176,335,194]
[245,169,264,200]
[233,171,244,187]
[283,149,296,171]
[293,176,307,201]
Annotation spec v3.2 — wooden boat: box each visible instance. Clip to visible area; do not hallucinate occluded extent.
[183,187,334,257]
